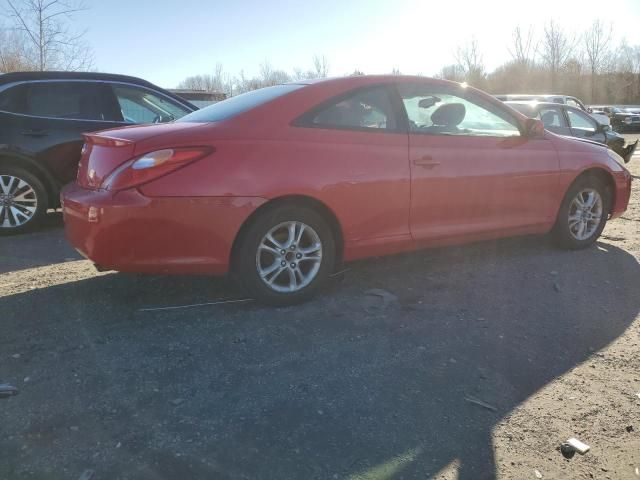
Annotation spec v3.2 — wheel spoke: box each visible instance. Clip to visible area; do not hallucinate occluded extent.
[266,266,287,285]
[259,260,282,278]
[0,177,10,195]
[266,233,284,249]
[299,242,321,256]
[259,243,281,255]
[285,222,297,247]
[294,223,305,245]
[287,268,298,289]
[576,220,586,239]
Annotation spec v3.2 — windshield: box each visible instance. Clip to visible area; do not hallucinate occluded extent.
[178,84,304,123]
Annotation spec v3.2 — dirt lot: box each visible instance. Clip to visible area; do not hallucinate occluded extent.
[1,137,640,480]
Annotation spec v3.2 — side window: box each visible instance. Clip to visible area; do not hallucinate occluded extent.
[399,84,520,137]
[112,85,191,124]
[566,98,581,109]
[567,109,596,132]
[0,85,26,113]
[538,107,567,128]
[307,86,397,131]
[23,82,107,120]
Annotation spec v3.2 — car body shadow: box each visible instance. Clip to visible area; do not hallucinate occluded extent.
[0,236,638,479]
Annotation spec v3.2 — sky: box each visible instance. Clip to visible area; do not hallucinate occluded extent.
[79,0,640,89]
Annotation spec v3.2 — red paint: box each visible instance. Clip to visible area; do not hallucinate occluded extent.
[62,76,632,275]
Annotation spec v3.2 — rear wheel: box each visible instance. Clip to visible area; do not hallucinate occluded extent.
[552,176,610,249]
[234,206,336,305]
[0,167,48,235]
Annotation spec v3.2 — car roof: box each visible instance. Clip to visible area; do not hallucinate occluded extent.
[0,71,197,109]
[286,74,462,89]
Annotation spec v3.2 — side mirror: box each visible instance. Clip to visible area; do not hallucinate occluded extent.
[600,123,611,132]
[525,118,545,138]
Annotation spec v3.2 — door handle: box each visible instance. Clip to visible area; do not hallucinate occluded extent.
[413,156,441,168]
[21,129,49,137]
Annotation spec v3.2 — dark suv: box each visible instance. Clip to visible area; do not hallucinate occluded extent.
[0,71,196,233]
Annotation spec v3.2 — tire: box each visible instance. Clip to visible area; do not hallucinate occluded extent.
[0,166,48,235]
[233,205,336,305]
[552,176,611,250]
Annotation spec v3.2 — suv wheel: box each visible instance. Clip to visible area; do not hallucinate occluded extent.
[0,167,48,235]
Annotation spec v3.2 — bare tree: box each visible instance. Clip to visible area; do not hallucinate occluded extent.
[436,64,464,82]
[178,63,230,93]
[508,26,536,66]
[454,38,486,86]
[0,24,32,72]
[540,20,574,89]
[312,54,330,78]
[583,20,612,101]
[5,0,93,71]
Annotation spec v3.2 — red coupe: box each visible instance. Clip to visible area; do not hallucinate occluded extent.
[62,76,632,304]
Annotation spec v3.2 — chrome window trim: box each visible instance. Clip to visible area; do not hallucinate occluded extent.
[0,78,194,123]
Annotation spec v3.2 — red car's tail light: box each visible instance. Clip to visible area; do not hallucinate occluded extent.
[102,147,212,191]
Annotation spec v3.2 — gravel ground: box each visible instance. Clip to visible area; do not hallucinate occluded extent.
[1,137,639,480]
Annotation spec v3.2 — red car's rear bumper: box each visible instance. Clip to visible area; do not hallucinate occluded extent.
[61,183,264,275]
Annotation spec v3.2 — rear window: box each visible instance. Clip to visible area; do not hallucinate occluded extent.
[178,84,304,123]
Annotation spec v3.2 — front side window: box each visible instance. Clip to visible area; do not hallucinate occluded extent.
[112,85,191,124]
[567,109,596,132]
[399,84,520,137]
[538,107,567,128]
[24,82,107,120]
[307,86,397,131]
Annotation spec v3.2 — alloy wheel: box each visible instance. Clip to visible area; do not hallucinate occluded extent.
[567,188,603,241]
[0,175,38,228]
[255,221,323,293]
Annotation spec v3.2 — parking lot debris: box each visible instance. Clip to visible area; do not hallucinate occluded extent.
[139,298,253,312]
[561,438,590,457]
[0,383,19,398]
[464,395,498,412]
[553,281,561,293]
[329,268,350,278]
[11,353,20,359]
[560,443,576,459]
[364,288,398,306]
[78,469,95,480]
[626,425,634,433]
[534,469,543,478]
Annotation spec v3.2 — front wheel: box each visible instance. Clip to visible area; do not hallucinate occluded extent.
[0,167,48,235]
[552,176,610,249]
[233,206,336,305]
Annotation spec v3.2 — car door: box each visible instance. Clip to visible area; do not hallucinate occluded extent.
[292,85,411,255]
[9,81,121,185]
[566,108,606,144]
[396,82,560,241]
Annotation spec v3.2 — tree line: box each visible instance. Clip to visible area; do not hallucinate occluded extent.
[440,20,640,105]
[180,21,640,105]
[2,5,639,105]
